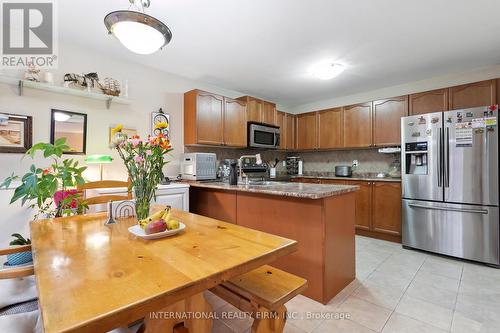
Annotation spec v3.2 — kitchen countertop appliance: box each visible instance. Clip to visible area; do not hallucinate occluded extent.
[248,122,280,149]
[401,105,499,266]
[335,165,353,177]
[181,153,217,180]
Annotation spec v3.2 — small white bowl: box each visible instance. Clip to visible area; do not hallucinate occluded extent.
[128,222,186,240]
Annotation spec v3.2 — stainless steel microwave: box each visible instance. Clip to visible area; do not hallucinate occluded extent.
[248,122,280,149]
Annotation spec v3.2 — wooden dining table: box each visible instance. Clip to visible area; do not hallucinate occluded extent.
[30,208,297,333]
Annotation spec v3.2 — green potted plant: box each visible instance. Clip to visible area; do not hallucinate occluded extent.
[1,138,88,258]
[5,233,32,266]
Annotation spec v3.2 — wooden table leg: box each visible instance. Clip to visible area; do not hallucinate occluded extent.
[184,292,214,333]
[143,299,185,333]
[143,292,213,333]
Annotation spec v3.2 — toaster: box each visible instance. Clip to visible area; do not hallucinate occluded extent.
[181,153,217,180]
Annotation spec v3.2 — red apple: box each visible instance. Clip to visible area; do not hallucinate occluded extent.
[145,219,167,235]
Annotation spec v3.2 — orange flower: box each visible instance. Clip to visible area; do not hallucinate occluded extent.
[160,139,171,150]
[43,168,50,175]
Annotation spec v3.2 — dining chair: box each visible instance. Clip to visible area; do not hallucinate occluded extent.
[77,179,132,209]
[0,245,42,333]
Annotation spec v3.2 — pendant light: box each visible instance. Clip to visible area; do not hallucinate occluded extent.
[104,0,172,55]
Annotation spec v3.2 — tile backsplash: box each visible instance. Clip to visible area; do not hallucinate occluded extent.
[298,149,398,174]
[184,146,399,175]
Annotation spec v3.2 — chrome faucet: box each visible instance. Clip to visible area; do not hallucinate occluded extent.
[238,154,262,185]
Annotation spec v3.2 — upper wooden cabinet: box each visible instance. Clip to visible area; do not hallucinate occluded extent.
[276,111,286,149]
[373,96,408,146]
[296,112,317,150]
[372,182,401,236]
[343,102,372,148]
[262,101,277,125]
[449,80,497,110]
[237,96,276,125]
[285,113,296,150]
[318,108,343,149]
[409,88,448,115]
[237,96,262,123]
[184,90,224,145]
[223,98,247,147]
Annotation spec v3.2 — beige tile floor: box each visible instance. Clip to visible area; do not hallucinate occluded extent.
[206,235,500,333]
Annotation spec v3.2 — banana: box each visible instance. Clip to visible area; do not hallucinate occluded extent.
[161,206,172,222]
[138,207,168,229]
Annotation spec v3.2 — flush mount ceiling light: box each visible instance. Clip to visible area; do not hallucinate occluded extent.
[104,0,172,55]
[311,62,345,80]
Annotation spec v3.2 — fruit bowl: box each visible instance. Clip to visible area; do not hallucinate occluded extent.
[128,222,186,240]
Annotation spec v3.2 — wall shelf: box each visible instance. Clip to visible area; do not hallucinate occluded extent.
[0,75,131,109]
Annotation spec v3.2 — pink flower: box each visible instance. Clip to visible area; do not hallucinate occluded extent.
[146,149,152,156]
[129,137,142,148]
[134,155,144,164]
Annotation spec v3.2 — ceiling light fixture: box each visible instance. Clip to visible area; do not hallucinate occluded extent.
[104,0,172,55]
[311,62,345,80]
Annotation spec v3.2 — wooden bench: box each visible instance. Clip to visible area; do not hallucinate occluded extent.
[210,265,308,333]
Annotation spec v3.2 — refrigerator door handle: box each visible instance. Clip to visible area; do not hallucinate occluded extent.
[408,202,488,215]
[444,127,450,187]
[438,128,442,187]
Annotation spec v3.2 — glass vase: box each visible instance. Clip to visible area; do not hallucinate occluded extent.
[134,186,150,220]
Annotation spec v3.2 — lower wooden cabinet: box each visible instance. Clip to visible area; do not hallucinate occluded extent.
[372,182,402,236]
[189,187,237,224]
[350,181,372,231]
[293,178,402,242]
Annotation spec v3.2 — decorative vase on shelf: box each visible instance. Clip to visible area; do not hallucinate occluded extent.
[110,123,172,220]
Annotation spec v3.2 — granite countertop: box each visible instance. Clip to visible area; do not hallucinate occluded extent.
[293,172,401,183]
[186,180,359,199]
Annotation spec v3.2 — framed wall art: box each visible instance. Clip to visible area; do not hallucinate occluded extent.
[0,113,33,153]
[151,108,170,139]
[108,126,137,143]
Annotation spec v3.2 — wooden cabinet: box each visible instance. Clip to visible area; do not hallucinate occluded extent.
[320,179,345,185]
[291,177,321,184]
[292,177,402,242]
[285,113,296,150]
[276,111,286,149]
[318,108,343,149]
[184,90,224,145]
[262,101,277,125]
[343,103,372,148]
[409,88,448,115]
[242,97,263,123]
[237,96,276,125]
[373,96,408,146]
[296,112,318,150]
[449,80,497,110]
[224,97,247,147]
[351,181,372,231]
[372,182,401,236]
[189,187,237,224]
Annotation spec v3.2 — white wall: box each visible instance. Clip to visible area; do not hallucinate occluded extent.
[0,42,245,247]
[289,64,500,114]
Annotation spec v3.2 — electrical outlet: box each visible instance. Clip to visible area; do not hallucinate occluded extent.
[283,161,286,167]
[352,160,359,167]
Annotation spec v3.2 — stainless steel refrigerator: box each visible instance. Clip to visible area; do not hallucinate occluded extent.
[401,105,499,266]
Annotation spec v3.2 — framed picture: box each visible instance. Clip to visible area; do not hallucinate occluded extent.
[50,109,88,155]
[109,126,137,143]
[151,110,170,139]
[0,113,33,153]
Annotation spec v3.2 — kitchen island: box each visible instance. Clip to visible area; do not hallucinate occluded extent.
[188,181,358,304]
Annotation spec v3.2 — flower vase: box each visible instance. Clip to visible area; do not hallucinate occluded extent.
[134,186,151,220]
